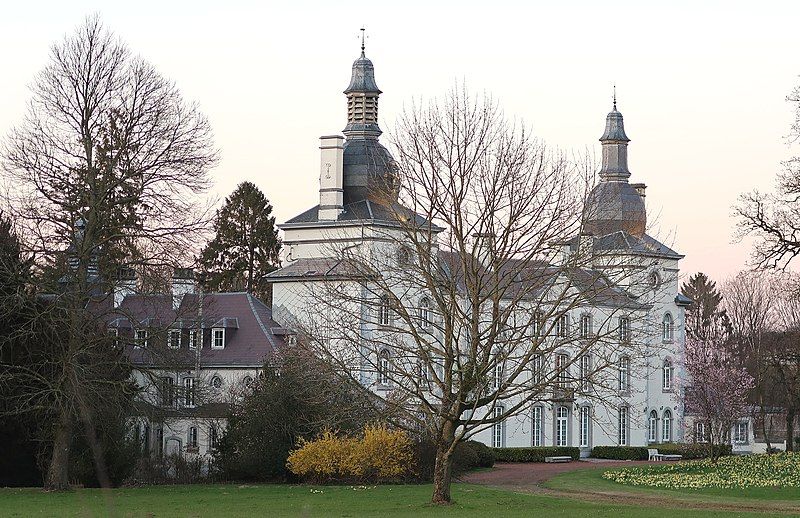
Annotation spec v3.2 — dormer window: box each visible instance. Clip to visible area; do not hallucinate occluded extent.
[169,329,181,349]
[135,329,148,348]
[212,328,225,349]
[188,329,200,349]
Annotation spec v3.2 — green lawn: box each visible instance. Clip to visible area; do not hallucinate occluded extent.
[545,467,800,506]
[0,483,792,518]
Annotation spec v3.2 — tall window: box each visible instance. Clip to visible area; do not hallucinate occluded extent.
[492,357,504,389]
[492,406,504,448]
[161,377,174,406]
[378,350,391,385]
[188,426,198,449]
[556,406,569,447]
[379,296,391,326]
[189,329,200,349]
[209,425,218,450]
[556,353,569,388]
[212,328,225,349]
[618,356,630,392]
[533,311,543,336]
[418,297,431,329]
[648,410,658,443]
[618,406,629,446]
[579,355,591,392]
[663,410,672,442]
[556,314,569,338]
[695,421,707,443]
[734,421,749,444]
[169,329,181,349]
[135,329,148,348]
[531,354,544,384]
[579,406,591,447]
[662,360,673,390]
[662,313,674,341]
[618,317,630,342]
[184,377,195,407]
[580,314,591,339]
[532,406,543,446]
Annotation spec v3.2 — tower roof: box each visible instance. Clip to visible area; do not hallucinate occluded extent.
[344,52,382,95]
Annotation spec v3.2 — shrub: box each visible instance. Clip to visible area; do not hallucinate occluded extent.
[655,443,732,459]
[590,446,648,460]
[464,440,495,468]
[493,447,580,462]
[287,425,414,484]
[452,442,480,473]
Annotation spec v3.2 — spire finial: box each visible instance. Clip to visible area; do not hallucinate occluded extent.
[360,27,366,56]
[612,84,617,110]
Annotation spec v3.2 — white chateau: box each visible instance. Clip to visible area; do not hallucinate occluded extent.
[267,46,692,454]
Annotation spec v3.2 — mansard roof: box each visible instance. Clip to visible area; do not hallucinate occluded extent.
[282,198,443,231]
[109,292,283,367]
[564,231,683,259]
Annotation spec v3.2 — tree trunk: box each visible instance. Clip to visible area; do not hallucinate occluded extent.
[786,407,796,452]
[431,420,456,505]
[45,411,72,491]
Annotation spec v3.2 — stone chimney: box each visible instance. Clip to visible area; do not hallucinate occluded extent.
[318,135,345,221]
[114,267,137,308]
[172,268,196,310]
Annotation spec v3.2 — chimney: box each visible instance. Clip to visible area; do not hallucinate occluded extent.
[114,267,137,308]
[631,183,646,198]
[473,232,495,268]
[172,268,196,310]
[318,135,345,221]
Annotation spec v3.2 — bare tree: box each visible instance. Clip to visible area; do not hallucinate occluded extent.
[279,89,670,504]
[0,16,217,490]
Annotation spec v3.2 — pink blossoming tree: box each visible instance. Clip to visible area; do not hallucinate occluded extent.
[684,336,755,462]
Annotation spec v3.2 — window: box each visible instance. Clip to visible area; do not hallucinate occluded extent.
[618,356,630,392]
[188,329,200,349]
[188,426,198,449]
[242,375,254,388]
[618,406,629,446]
[108,327,119,346]
[210,375,223,389]
[618,317,630,342]
[169,329,181,349]
[695,421,707,443]
[531,354,544,384]
[662,410,672,442]
[556,406,569,447]
[662,313,674,342]
[662,360,673,390]
[556,353,569,388]
[580,406,591,447]
[532,406,543,447]
[580,314,591,339]
[418,297,431,329]
[648,410,658,443]
[209,425,218,450]
[184,377,195,407]
[492,406,504,448]
[161,377,174,406]
[579,354,592,392]
[135,329,148,348]
[379,296,391,326]
[650,271,660,289]
[397,247,411,266]
[378,349,391,385]
[156,428,163,457]
[734,421,749,444]
[532,311,543,336]
[492,357,503,389]
[212,328,225,349]
[556,314,569,338]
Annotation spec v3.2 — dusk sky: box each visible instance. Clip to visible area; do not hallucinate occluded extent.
[1,0,798,282]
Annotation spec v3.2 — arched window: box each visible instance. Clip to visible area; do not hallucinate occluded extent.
[650,271,660,289]
[648,410,658,443]
[532,406,543,446]
[580,314,592,339]
[378,349,391,385]
[379,296,391,326]
[556,406,569,447]
[556,314,569,338]
[695,421,707,443]
[531,354,544,384]
[418,297,431,329]
[662,360,673,390]
[188,426,198,449]
[618,406,629,446]
[532,311,544,337]
[209,425,218,449]
[663,410,672,442]
[618,317,630,342]
[556,353,569,388]
[211,375,223,389]
[243,375,254,387]
[618,356,630,392]
[492,405,504,448]
[579,406,591,448]
[662,313,674,342]
[579,354,592,392]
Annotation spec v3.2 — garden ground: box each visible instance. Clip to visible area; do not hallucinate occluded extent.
[1,461,798,517]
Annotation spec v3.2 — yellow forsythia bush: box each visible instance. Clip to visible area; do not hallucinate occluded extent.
[287,424,414,483]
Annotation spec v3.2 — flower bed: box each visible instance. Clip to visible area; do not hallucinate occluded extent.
[602,452,800,489]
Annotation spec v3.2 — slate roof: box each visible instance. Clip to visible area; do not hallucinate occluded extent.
[565,231,683,259]
[109,292,283,367]
[282,198,442,231]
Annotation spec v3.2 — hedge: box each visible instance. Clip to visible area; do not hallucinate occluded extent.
[591,444,734,461]
[493,447,580,462]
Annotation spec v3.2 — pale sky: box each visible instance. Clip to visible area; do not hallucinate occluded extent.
[1,0,798,282]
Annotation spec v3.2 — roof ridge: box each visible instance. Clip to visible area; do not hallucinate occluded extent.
[246,292,279,353]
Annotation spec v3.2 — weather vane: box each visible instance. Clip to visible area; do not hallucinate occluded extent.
[360,27,366,54]
[613,84,617,110]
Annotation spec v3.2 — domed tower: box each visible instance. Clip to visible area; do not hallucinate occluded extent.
[341,40,398,205]
[582,99,647,237]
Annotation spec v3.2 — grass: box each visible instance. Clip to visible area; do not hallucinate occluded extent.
[0,482,790,518]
